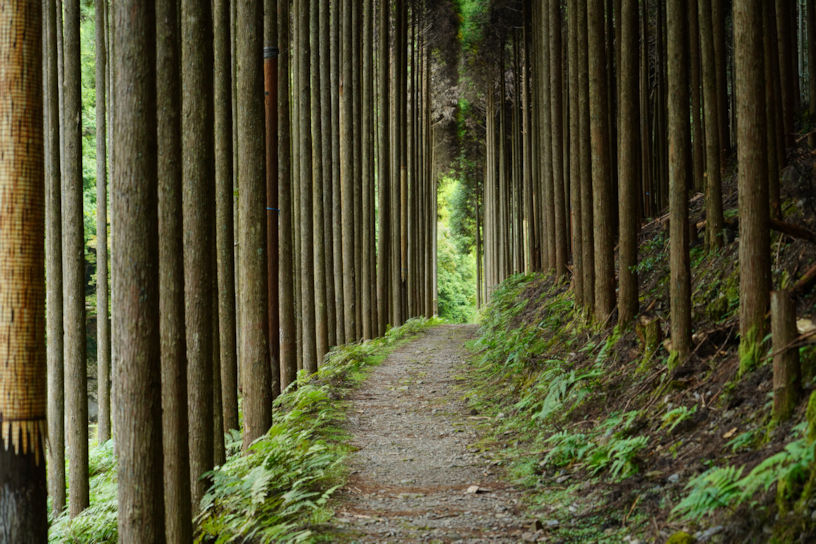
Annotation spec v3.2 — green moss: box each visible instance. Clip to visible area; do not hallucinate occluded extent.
[739,326,762,376]
[665,531,696,544]
[806,391,816,443]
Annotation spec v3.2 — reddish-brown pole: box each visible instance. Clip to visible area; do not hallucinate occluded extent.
[264,45,280,397]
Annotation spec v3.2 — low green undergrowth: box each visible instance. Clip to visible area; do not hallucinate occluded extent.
[49,317,439,544]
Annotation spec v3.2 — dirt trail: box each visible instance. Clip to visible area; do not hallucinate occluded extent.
[331,324,531,543]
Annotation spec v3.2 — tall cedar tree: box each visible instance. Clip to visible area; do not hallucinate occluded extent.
[45,0,66,516]
[278,0,297,390]
[588,0,615,320]
[63,0,89,517]
[568,0,583,303]
[549,0,568,277]
[341,0,357,339]
[112,1,165,539]
[157,0,192,540]
[376,0,390,335]
[95,0,111,444]
[215,0,239,431]
[699,0,725,248]
[181,0,215,509]
[311,0,328,362]
[265,0,282,394]
[238,0,273,447]
[297,0,317,371]
[318,0,336,349]
[578,0,594,311]
[667,0,692,359]
[0,0,48,536]
[617,0,639,325]
[330,0,346,342]
[734,0,770,373]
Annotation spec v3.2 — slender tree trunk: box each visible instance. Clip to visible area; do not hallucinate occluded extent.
[376,0,390,335]
[777,0,797,148]
[689,2,705,195]
[309,0,328,364]
[63,0,89,517]
[157,0,192,539]
[588,0,615,320]
[361,0,373,338]
[568,0,583,301]
[539,3,554,273]
[182,0,215,510]
[112,2,165,538]
[618,0,639,325]
[298,0,317,371]
[238,0,273,447]
[95,0,111,445]
[764,0,783,218]
[45,0,66,516]
[808,0,816,147]
[735,0,770,373]
[278,0,297,390]
[331,0,345,342]
[341,0,357,339]
[699,0,725,248]
[550,1,567,277]
[579,0,594,311]
[318,0,336,349]
[667,0,692,359]
[214,0,238,433]
[0,1,48,536]
[712,0,730,154]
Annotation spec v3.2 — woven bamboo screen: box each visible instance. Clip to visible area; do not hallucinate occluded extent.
[0,0,47,463]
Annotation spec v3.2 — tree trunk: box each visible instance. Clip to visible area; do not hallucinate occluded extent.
[771,290,800,421]
[215,0,239,430]
[278,0,297,390]
[578,0,594,311]
[330,0,345,343]
[112,1,165,538]
[45,0,66,516]
[712,0,730,154]
[588,0,615,320]
[550,1,568,277]
[568,0,583,301]
[618,0,639,325]
[735,0,771,373]
[699,0,725,248]
[157,0,192,539]
[361,0,373,338]
[310,0,328,363]
[341,0,357,339]
[238,0,273,447]
[182,0,215,509]
[777,0,797,148]
[95,0,111,445]
[297,0,316,371]
[689,1,705,195]
[667,0,692,359]
[376,0,390,335]
[764,0,783,218]
[318,0,336,349]
[808,0,816,147]
[63,0,89,517]
[0,0,48,536]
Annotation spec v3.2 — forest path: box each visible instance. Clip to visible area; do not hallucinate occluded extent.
[329,324,532,543]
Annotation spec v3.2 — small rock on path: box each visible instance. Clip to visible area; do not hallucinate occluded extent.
[330,324,531,543]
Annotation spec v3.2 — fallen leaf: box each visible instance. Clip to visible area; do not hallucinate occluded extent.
[722,427,737,439]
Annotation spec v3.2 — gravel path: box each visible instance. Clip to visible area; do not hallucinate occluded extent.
[331,324,532,543]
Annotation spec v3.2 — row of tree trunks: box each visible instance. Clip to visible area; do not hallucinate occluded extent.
[481,0,799,377]
[34,0,439,531]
